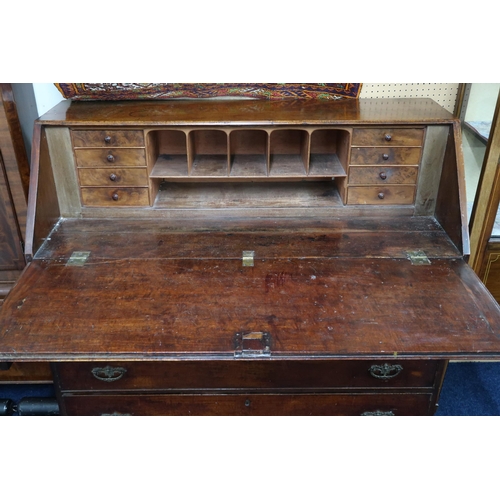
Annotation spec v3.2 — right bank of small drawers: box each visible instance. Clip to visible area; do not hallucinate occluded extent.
[347,127,425,205]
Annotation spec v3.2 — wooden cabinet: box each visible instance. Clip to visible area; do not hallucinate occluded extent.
[0,84,29,304]
[2,97,500,415]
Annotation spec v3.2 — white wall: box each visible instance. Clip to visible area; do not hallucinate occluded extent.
[32,84,65,117]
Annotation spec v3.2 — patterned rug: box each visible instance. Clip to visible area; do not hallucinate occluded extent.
[55,83,362,101]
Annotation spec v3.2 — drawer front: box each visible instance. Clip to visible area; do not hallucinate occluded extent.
[350,147,422,166]
[72,129,145,148]
[75,148,146,167]
[347,185,416,205]
[55,360,443,391]
[61,393,435,416]
[349,166,418,185]
[78,168,149,187]
[80,187,150,207]
[352,128,424,147]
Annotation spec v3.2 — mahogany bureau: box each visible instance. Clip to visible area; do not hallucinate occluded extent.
[1,97,500,416]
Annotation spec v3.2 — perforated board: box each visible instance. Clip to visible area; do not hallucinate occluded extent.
[360,83,460,112]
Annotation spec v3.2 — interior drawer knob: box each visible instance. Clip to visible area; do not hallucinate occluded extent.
[378,192,385,200]
[112,193,119,201]
[107,154,115,162]
[379,172,387,180]
[385,134,392,141]
[109,173,118,182]
[369,363,403,380]
[382,153,389,160]
[104,136,112,143]
[91,366,127,382]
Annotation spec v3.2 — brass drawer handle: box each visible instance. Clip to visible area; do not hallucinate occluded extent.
[369,363,403,380]
[107,154,115,162]
[91,366,127,382]
[361,410,395,416]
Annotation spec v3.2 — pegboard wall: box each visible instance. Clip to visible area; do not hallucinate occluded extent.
[360,83,460,112]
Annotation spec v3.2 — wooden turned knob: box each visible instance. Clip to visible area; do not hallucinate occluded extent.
[112,193,119,201]
[385,134,392,141]
[107,154,115,162]
[104,136,112,143]
[379,172,387,180]
[109,173,118,182]
[378,192,385,199]
[382,153,389,160]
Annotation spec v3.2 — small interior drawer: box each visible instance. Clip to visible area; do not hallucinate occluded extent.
[348,166,418,185]
[78,167,149,187]
[61,392,435,416]
[71,129,145,148]
[350,147,422,166]
[55,359,443,392]
[74,148,146,167]
[352,128,424,147]
[347,185,416,205]
[80,187,150,207]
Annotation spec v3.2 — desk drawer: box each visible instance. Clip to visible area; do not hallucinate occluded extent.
[72,129,145,148]
[350,147,421,166]
[349,166,418,185]
[347,185,416,205]
[55,360,443,391]
[80,187,150,206]
[352,128,424,147]
[78,167,149,187]
[75,148,146,167]
[61,392,435,416]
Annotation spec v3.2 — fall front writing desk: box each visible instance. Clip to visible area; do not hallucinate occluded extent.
[1,97,500,415]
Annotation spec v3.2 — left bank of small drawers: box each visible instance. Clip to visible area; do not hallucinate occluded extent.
[71,129,151,207]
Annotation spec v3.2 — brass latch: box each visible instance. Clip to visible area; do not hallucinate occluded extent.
[66,251,91,266]
[234,331,271,358]
[406,250,431,265]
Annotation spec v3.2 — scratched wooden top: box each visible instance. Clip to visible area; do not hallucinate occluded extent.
[37,98,456,127]
[2,216,500,361]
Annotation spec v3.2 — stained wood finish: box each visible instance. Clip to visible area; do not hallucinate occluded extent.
[78,168,149,187]
[80,187,150,206]
[75,148,146,167]
[1,217,498,362]
[71,129,144,148]
[56,359,444,391]
[61,393,435,416]
[39,99,456,126]
[0,84,29,230]
[479,243,500,304]
[0,362,52,383]
[347,185,416,205]
[351,128,424,147]
[348,166,418,185]
[2,97,498,415]
[350,147,421,166]
[0,154,24,271]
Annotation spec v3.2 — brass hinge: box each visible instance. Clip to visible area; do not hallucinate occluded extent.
[66,251,91,266]
[406,250,431,265]
[242,250,255,267]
